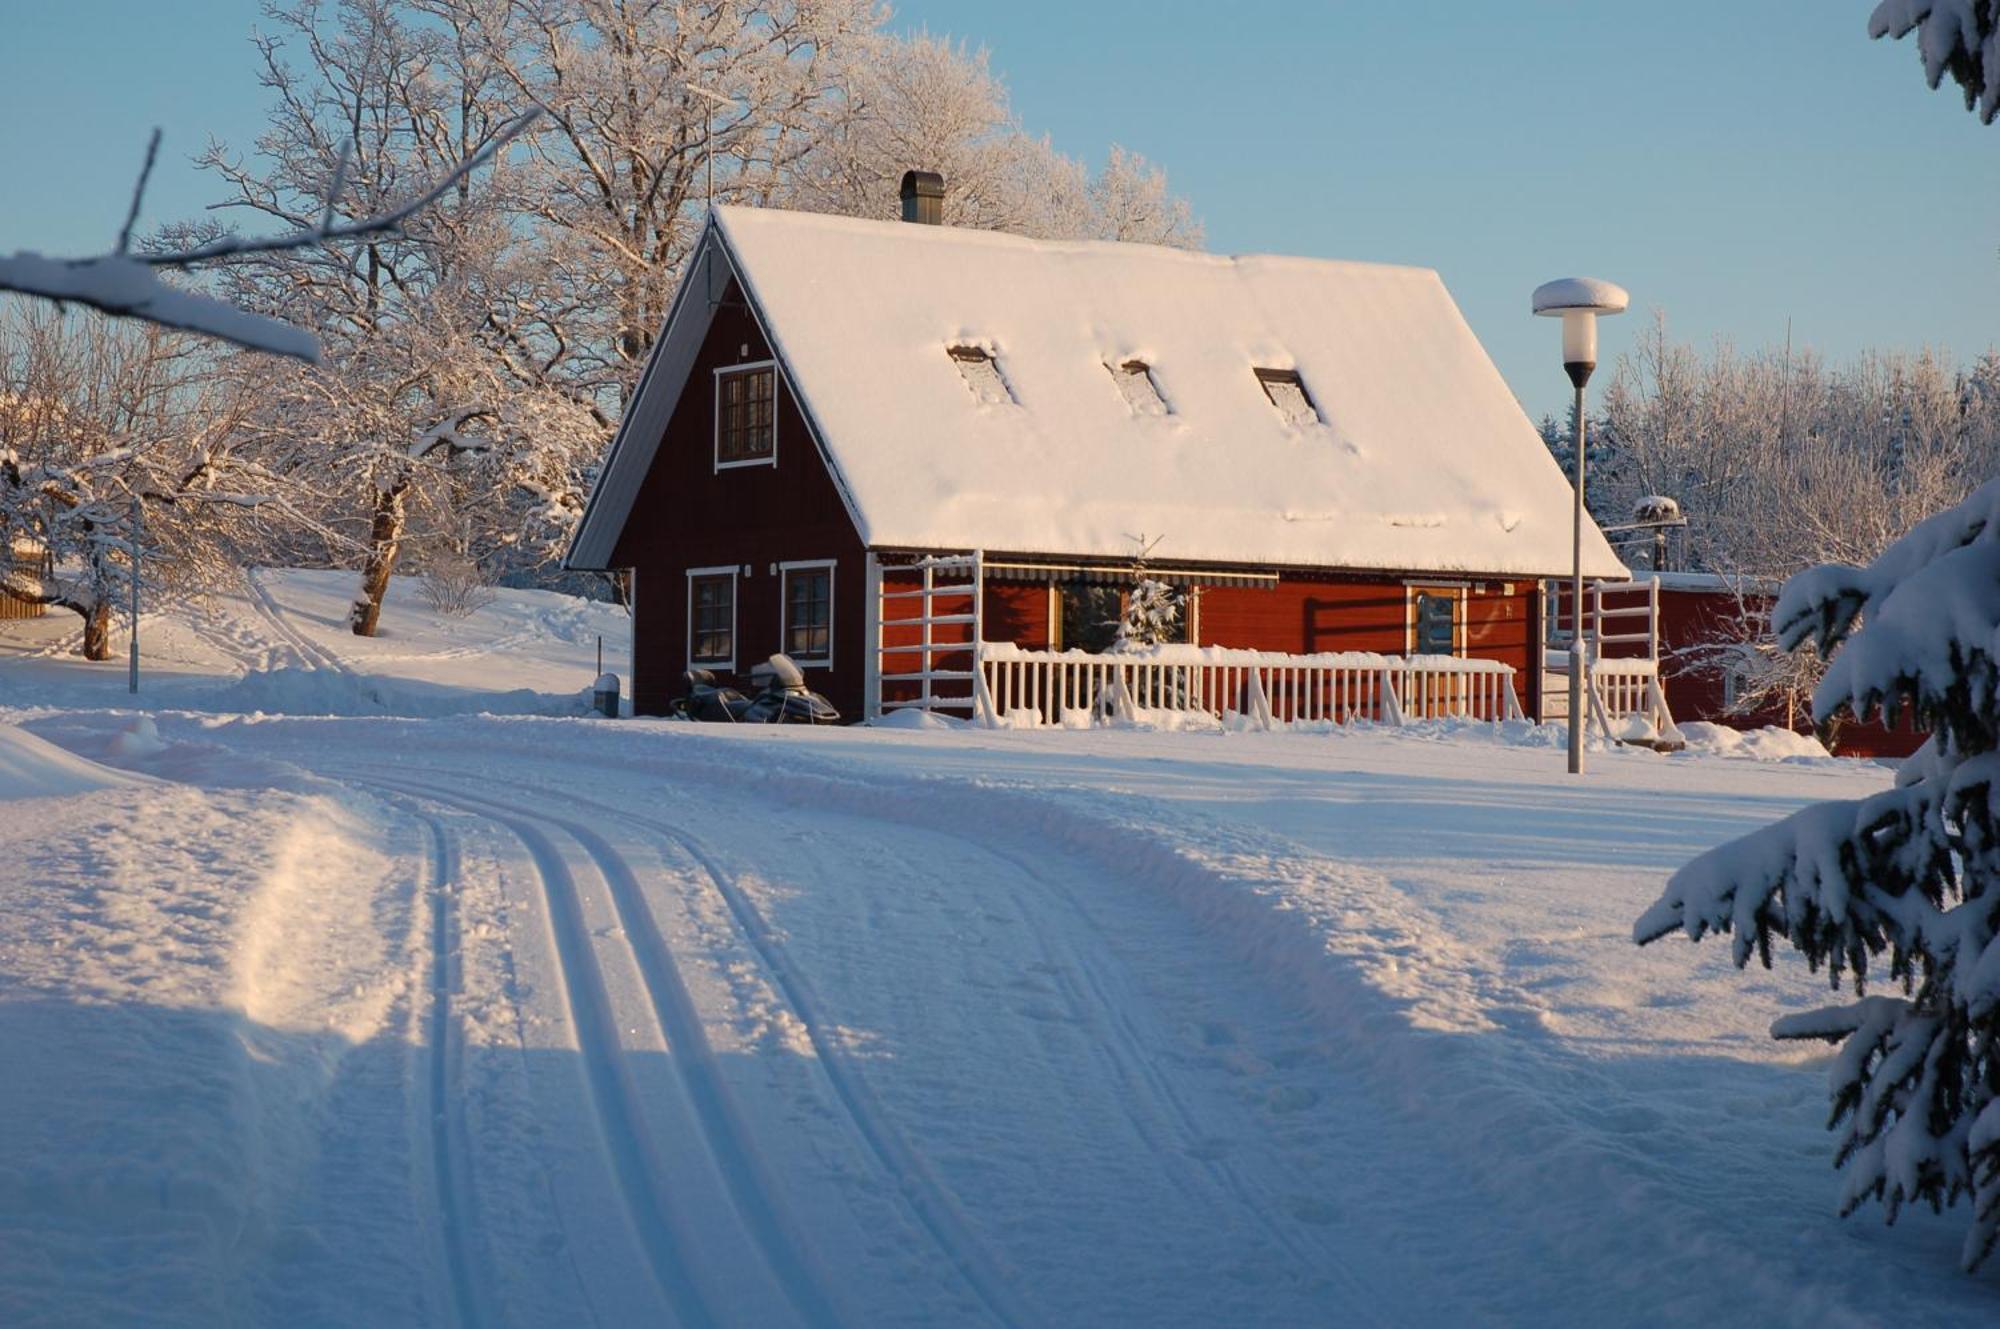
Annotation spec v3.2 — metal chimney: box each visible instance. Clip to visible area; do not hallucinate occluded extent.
[899,170,944,225]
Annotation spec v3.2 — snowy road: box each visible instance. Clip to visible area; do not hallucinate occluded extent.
[7,575,2000,1324]
[232,726,1448,1327]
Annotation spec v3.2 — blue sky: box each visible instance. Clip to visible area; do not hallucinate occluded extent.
[3,1,1995,421]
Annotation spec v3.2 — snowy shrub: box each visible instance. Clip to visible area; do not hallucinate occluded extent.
[419,553,494,618]
[1635,478,2000,1269]
[1113,577,1182,651]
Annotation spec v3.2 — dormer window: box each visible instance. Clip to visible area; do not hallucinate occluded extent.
[1109,359,1169,416]
[715,362,777,468]
[949,346,1016,405]
[1254,367,1321,427]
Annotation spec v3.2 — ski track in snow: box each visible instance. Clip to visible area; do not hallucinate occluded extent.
[326,750,1418,1327]
[472,763,1386,1323]
[351,767,994,1329]
[243,568,358,677]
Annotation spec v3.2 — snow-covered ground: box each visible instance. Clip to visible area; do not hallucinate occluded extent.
[3,572,1994,1326]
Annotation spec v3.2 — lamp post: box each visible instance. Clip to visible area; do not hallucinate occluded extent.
[1532,276,1628,775]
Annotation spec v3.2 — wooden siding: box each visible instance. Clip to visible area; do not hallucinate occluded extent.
[614,278,867,717]
[1198,574,1536,670]
[1654,584,1924,759]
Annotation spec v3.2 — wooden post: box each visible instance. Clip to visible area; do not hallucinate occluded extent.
[863,551,882,720]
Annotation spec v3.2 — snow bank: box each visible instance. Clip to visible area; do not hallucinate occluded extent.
[1677,721,1831,763]
[0,723,147,798]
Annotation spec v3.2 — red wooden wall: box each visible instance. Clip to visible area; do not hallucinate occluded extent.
[1654,584,1925,759]
[613,278,868,718]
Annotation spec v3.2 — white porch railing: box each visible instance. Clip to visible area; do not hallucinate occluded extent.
[1587,657,1681,744]
[975,642,1525,730]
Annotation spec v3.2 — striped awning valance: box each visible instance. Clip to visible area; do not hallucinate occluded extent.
[980,559,1278,589]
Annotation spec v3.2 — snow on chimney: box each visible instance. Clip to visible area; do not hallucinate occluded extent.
[900,170,944,225]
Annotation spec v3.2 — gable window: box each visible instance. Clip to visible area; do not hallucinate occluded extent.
[715,362,777,468]
[688,567,737,667]
[1109,359,1169,416]
[1254,367,1321,427]
[949,346,1016,405]
[780,560,834,664]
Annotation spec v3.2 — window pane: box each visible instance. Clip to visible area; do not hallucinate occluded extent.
[950,347,1016,406]
[785,568,831,658]
[691,575,734,662]
[1111,360,1169,416]
[718,367,775,462]
[1255,369,1320,427]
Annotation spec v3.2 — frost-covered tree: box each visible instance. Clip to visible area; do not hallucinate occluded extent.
[1872,0,2000,122]
[1636,480,2000,1268]
[785,31,1201,249]
[428,0,882,384]
[0,304,303,658]
[195,0,598,634]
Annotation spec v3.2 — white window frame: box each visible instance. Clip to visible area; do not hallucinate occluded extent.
[777,558,836,667]
[687,564,740,670]
[713,360,779,471]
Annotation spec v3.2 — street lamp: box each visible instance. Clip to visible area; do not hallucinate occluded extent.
[1533,276,1628,775]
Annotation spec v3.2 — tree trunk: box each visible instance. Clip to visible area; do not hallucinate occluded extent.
[350,480,409,637]
[80,600,112,661]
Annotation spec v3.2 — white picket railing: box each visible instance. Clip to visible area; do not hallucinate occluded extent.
[1588,657,1681,743]
[976,642,1525,730]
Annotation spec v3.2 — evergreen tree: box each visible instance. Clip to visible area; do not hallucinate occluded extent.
[1635,479,2000,1269]
[1114,577,1181,650]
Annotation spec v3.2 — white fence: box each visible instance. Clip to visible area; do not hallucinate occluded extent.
[975,643,1526,730]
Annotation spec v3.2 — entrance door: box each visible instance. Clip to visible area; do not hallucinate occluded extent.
[1412,591,1456,657]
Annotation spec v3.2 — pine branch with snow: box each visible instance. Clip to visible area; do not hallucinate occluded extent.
[1636,477,2000,1269]
[1871,0,2000,123]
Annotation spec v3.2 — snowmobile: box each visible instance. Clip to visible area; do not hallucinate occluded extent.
[675,653,841,725]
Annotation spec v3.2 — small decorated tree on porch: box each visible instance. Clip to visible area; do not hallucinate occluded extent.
[1635,478,2000,1269]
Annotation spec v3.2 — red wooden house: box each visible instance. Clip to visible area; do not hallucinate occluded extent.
[565,179,1628,722]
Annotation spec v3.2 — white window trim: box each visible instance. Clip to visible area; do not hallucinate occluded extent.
[777,558,836,667]
[1404,583,1468,657]
[713,360,779,471]
[687,564,739,671]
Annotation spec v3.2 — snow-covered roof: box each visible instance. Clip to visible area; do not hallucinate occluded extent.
[570,206,1627,579]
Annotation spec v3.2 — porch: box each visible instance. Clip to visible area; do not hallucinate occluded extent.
[864,553,1679,741]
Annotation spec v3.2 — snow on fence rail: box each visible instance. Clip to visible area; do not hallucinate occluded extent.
[975,642,1525,730]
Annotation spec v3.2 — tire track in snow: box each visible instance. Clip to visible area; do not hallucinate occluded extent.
[350,764,1028,1329]
[355,777,723,1329]
[363,773,849,1329]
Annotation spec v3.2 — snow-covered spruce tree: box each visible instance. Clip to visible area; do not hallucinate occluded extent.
[1114,578,1182,651]
[1635,479,2000,1268]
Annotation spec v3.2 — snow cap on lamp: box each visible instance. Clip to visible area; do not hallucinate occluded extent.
[1532,277,1629,387]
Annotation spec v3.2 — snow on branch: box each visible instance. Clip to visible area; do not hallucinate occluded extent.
[0,111,539,363]
[1871,0,2000,123]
